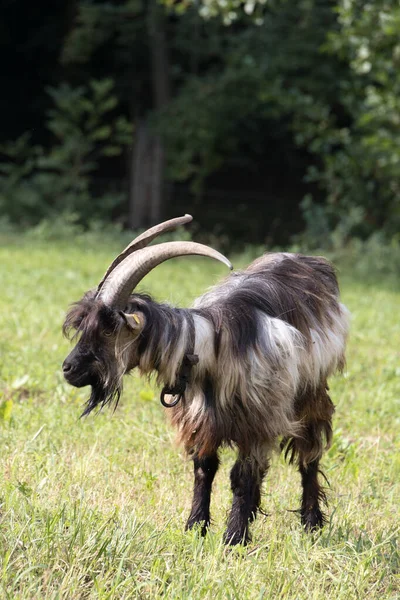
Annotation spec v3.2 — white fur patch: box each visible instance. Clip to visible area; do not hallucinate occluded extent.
[302,303,350,387]
[192,315,215,374]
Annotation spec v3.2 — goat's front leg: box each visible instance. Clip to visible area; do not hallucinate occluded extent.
[185,453,219,536]
[224,452,269,546]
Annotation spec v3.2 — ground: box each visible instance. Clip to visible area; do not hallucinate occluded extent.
[0,234,399,599]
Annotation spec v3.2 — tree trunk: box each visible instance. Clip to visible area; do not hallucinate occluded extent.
[129,120,151,230]
[128,0,171,229]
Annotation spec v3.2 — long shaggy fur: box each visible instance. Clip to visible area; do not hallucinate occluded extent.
[63,251,349,543]
[63,292,126,415]
[166,253,349,460]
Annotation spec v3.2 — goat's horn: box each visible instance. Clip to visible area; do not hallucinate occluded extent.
[97,214,193,292]
[97,241,233,309]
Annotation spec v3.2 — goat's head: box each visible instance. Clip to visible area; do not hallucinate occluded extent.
[62,215,232,415]
[62,292,146,415]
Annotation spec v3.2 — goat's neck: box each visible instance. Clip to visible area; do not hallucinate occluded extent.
[138,304,214,387]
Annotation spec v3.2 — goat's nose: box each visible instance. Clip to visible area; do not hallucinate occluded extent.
[62,360,72,373]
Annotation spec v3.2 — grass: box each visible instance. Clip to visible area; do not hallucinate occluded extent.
[0,234,399,599]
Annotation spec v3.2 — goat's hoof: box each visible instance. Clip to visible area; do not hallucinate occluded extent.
[223,530,249,546]
[185,517,209,537]
[301,507,325,532]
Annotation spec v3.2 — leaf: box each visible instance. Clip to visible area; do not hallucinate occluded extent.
[98,96,118,113]
[17,481,32,498]
[90,125,112,141]
[0,400,13,422]
[139,389,154,402]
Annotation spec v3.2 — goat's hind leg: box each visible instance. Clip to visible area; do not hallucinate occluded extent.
[186,453,219,536]
[299,457,326,531]
[224,450,269,546]
[285,386,334,531]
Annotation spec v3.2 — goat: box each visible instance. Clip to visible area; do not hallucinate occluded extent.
[62,215,349,545]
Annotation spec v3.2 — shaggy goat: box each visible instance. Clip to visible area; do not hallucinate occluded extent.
[62,215,349,545]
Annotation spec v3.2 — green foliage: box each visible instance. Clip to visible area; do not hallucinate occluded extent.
[0,79,132,226]
[296,0,400,243]
[61,1,144,65]
[157,1,343,192]
[160,0,400,244]
[2,0,400,243]
[292,226,400,279]
[154,66,263,189]
[162,0,269,24]
[0,399,13,422]
[336,233,400,278]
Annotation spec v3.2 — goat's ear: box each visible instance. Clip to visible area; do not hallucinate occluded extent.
[119,311,145,334]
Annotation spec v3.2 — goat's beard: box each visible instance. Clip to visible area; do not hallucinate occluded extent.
[81,368,123,417]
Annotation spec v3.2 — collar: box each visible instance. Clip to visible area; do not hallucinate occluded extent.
[160,312,199,408]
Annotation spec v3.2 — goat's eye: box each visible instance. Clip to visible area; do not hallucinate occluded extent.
[104,330,113,337]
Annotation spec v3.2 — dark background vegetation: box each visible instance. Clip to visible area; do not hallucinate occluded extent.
[1,0,400,252]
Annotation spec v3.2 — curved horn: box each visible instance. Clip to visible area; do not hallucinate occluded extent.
[97,241,233,309]
[97,214,193,292]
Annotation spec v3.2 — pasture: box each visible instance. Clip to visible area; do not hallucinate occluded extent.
[0,234,399,599]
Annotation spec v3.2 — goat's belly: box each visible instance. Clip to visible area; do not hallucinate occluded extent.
[167,385,300,456]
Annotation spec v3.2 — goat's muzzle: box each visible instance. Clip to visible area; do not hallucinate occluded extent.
[62,356,96,388]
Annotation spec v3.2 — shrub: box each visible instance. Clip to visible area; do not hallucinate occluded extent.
[0,79,132,227]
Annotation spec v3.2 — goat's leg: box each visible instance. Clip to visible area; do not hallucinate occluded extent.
[223,453,268,546]
[287,385,333,531]
[185,453,219,536]
[299,458,326,531]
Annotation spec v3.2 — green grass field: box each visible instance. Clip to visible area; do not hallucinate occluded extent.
[0,235,399,599]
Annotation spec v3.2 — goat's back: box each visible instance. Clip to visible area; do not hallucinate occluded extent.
[196,252,345,343]
[244,252,341,337]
